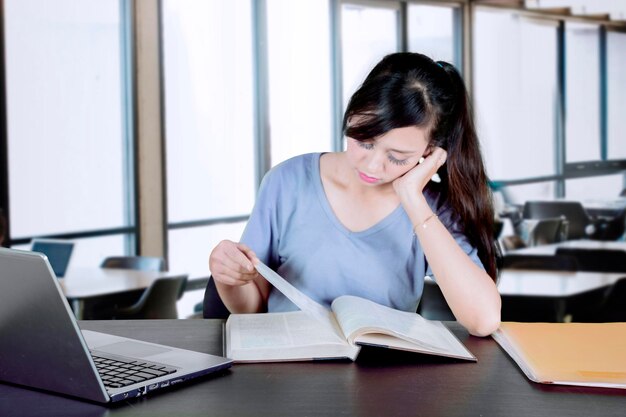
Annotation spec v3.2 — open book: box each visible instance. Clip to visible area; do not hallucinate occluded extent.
[225,262,476,363]
[493,322,626,389]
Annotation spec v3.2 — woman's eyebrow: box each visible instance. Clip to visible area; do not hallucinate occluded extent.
[387,147,419,154]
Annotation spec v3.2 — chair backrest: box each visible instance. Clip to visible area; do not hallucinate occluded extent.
[600,279,626,322]
[500,235,527,252]
[554,248,626,273]
[590,209,626,241]
[112,275,188,319]
[523,201,590,239]
[526,217,568,246]
[101,256,166,272]
[202,276,231,319]
[501,254,579,271]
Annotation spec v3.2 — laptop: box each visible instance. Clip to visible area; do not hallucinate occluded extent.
[0,248,232,403]
[30,239,74,278]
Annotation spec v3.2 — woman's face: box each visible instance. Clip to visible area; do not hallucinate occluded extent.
[346,125,430,187]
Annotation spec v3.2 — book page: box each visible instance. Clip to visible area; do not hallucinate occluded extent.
[332,295,474,358]
[226,311,359,362]
[254,261,333,324]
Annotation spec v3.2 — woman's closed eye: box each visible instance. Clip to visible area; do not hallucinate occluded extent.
[388,154,410,166]
[356,140,410,166]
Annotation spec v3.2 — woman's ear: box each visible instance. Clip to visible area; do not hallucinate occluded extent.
[422,145,434,158]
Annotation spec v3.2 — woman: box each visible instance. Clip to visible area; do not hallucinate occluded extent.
[208,52,500,336]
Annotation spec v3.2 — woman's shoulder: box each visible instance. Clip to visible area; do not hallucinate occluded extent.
[260,153,322,189]
[424,184,470,235]
[272,153,320,172]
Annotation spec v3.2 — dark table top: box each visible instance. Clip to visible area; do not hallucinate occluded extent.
[1,319,625,417]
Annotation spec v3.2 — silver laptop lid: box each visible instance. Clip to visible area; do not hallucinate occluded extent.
[0,248,109,403]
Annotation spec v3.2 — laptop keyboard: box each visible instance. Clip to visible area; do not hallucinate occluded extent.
[91,353,177,389]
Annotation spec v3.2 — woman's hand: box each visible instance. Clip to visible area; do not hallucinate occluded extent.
[393,146,447,202]
[209,240,260,287]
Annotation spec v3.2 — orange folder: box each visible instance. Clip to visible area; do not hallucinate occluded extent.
[493,322,626,389]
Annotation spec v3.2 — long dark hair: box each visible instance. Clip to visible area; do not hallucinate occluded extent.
[343,52,497,281]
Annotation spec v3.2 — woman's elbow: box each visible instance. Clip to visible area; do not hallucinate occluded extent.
[468,314,500,337]
[462,295,501,337]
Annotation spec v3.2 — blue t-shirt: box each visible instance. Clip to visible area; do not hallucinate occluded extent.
[240,153,483,313]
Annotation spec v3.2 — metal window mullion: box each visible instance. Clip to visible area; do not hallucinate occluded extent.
[330,0,344,152]
[399,2,408,53]
[555,20,566,198]
[120,0,138,255]
[0,0,10,246]
[252,0,271,187]
[456,3,466,77]
[599,25,607,161]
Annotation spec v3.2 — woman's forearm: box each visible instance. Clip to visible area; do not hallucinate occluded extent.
[404,196,501,336]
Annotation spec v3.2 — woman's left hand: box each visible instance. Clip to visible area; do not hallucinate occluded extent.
[393,147,447,202]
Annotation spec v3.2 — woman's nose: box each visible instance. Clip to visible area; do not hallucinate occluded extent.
[366,151,385,173]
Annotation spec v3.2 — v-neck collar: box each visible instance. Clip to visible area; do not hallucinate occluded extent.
[312,153,404,237]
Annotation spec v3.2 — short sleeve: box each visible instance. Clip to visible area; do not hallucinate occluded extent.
[423,194,485,281]
[239,169,281,270]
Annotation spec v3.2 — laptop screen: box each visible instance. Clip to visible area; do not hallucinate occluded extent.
[31,240,74,278]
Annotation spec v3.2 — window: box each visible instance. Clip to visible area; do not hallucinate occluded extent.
[341,2,399,111]
[565,22,601,163]
[607,30,626,160]
[474,11,559,181]
[565,175,625,200]
[499,182,557,206]
[408,4,457,65]
[267,0,333,166]
[162,0,255,278]
[4,0,130,265]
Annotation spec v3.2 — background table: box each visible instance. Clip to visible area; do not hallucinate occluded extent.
[511,240,626,256]
[1,319,625,417]
[58,267,195,319]
[497,269,626,321]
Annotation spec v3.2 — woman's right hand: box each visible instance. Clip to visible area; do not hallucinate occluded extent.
[209,240,260,287]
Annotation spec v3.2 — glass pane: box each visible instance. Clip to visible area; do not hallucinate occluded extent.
[5,0,127,238]
[408,5,455,63]
[267,0,333,166]
[474,11,558,180]
[341,3,398,110]
[607,31,626,160]
[162,0,255,222]
[565,175,625,201]
[565,22,601,162]
[500,182,557,206]
[169,222,246,318]
[168,222,247,279]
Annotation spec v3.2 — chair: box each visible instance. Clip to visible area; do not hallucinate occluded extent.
[416,280,455,321]
[202,276,231,319]
[82,255,168,319]
[100,256,166,272]
[526,217,569,246]
[110,275,188,319]
[599,279,626,322]
[500,235,527,252]
[522,201,592,240]
[554,248,626,273]
[591,209,626,241]
[574,279,626,323]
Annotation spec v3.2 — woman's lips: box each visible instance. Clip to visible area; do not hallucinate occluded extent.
[358,171,379,184]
